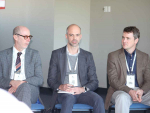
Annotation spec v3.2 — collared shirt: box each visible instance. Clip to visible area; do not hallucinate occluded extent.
[124,49,139,87]
[10,46,26,80]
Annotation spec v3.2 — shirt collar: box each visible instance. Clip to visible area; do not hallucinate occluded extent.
[124,49,136,57]
[66,45,80,56]
[13,45,26,55]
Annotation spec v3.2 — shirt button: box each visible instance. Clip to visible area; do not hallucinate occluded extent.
[131,59,132,60]
[130,67,131,68]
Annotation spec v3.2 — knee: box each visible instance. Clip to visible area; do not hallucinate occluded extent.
[94,95,104,105]
[88,92,104,106]
[115,92,130,103]
[63,94,75,104]
[19,83,31,92]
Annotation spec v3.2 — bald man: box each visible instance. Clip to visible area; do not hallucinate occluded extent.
[0,26,43,108]
[47,24,105,113]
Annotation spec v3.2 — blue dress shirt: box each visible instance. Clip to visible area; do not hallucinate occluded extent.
[124,49,139,87]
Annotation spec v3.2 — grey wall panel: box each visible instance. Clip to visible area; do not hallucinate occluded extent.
[54,0,90,51]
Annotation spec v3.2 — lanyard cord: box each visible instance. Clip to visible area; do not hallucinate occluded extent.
[67,56,78,72]
[125,52,136,74]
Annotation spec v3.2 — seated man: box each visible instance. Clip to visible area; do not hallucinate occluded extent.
[0,26,43,108]
[47,24,105,113]
[105,26,150,113]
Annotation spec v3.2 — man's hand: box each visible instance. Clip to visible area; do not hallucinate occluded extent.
[58,85,85,95]
[8,80,26,94]
[129,90,139,101]
[8,86,17,94]
[72,87,85,95]
[59,84,74,92]
[136,89,143,102]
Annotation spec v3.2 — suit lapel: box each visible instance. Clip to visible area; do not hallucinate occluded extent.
[78,49,85,86]
[118,48,127,80]
[136,49,142,82]
[60,47,67,83]
[25,48,30,78]
[6,47,13,77]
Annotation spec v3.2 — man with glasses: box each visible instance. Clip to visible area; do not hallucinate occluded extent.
[0,26,43,108]
[105,26,150,113]
[48,24,105,113]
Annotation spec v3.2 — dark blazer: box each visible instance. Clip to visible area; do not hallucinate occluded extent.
[47,46,98,105]
[0,47,43,101]
[105,48,150,110]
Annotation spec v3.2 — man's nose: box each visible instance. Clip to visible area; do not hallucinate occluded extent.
[122,38,126,42]
[26,37,30,42]
[73,35,76,39]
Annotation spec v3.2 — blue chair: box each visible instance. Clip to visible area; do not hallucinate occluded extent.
[31,98,45,112]
[108,103,150,113]
[54,104,93,113]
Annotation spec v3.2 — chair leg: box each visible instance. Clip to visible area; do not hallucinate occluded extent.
[90,109,92,113]
[56,109,59,113]
[55,109,60,113]
[41,110,44,113]
[53,108,58,113]
[59,109,61,113]
[108,108,111,113]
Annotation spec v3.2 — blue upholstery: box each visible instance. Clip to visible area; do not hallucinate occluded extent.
[55,104,93,112]
[31,99,45,111]
[108,103,150,113]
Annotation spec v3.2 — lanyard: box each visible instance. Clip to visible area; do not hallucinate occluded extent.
[125,52,136,74]
[67,56,78,72]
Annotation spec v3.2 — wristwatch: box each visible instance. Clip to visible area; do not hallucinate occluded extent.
[84,86,87,92]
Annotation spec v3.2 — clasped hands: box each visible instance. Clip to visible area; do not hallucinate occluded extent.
[8,80,26,94]
[129,89,144,102]
[59,84,85,95]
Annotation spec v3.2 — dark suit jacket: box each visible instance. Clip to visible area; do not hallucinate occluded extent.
[47,46,98,106]
[105,48,150,110]
[0,47,43,102]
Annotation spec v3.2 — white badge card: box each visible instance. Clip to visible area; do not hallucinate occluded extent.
[14,73,22,80]
[69,74,77,86]
[126,74,135,88]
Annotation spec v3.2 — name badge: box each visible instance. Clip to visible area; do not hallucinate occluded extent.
[126,74,135,88]
[69,74,77,86]
[14,73,22,80]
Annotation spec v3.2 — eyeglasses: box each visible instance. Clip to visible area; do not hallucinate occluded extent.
[15,34,33,40]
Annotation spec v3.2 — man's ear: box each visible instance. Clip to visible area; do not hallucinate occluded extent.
[135,38,139,44]
[80,34,82,39]
[65,34,68,39]
[13,35,18,41]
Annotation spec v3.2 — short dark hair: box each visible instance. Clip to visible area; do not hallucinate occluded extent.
[123,26,140,39]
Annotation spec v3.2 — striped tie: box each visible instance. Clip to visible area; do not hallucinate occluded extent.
[16,52,22,73]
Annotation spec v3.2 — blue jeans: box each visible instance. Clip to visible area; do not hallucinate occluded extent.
[57,91,105,113]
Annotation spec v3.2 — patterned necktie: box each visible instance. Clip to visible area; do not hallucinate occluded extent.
[16,52,22,73]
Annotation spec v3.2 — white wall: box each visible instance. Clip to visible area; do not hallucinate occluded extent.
[54,0,90,51]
